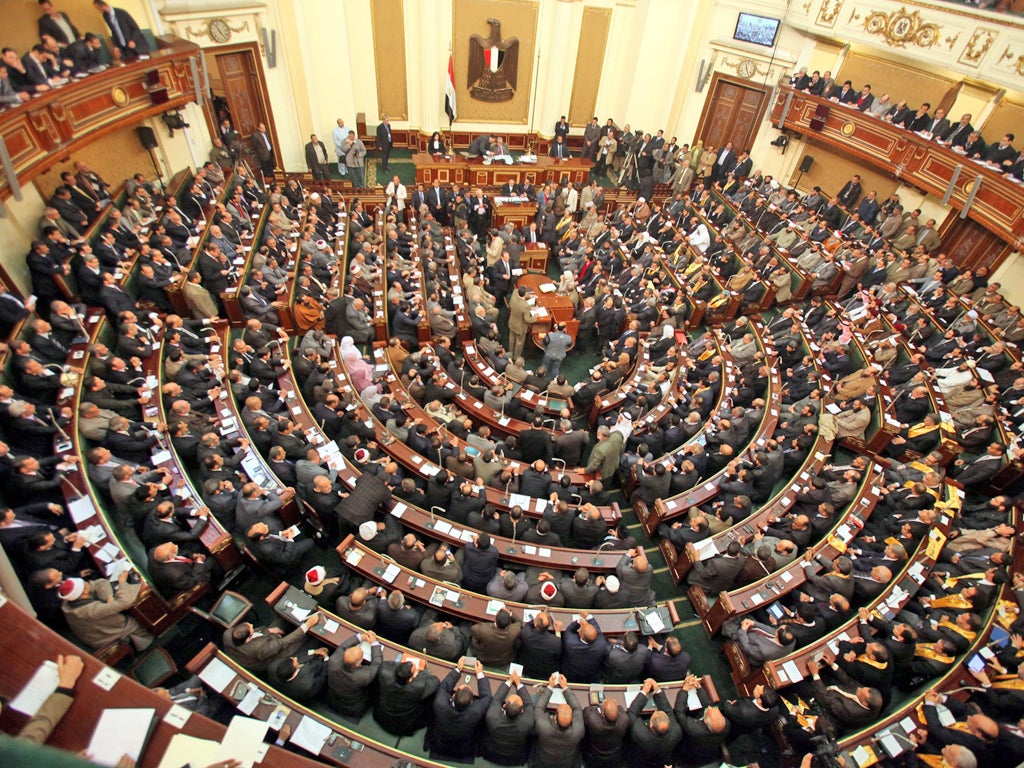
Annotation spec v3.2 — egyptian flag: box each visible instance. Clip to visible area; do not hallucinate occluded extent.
[444,53,457,125]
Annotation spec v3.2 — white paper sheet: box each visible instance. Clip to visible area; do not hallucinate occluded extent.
[86,708,156,766]
[215,715,269,768]
[157,734,220,768]
[197,656,236,692]
[9,660,59,715]
[288,715,332,755]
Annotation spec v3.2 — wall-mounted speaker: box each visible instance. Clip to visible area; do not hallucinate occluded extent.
[136,126,158,150]
[799,155,814,173]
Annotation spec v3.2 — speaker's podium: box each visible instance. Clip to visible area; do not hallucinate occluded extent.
[493,196,538,230]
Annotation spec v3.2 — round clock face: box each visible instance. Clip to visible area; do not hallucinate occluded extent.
[738,59,757,78]
[209,18,231,44]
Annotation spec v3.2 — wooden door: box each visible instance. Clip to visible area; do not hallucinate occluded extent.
[696,74,769,152]
[202,44,279,172]
[939,215,1013,272]
[215,51,265,140]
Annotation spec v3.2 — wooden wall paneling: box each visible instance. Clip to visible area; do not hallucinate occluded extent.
[567,7,611,127]
[977,98,1024,145]
[369,0,409,121]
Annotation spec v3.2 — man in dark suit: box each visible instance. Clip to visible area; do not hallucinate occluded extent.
[582,698,629,768]
[806,659,883,731]
[626,678,682,768]
[267,650,328,703]
[602,632,650,684]
[428,660,492,761]
[252,122,275,176]
[836,175,863,209]
[93,2,150,59]
[246,521,315,571]
[645,636,691,682]
[374,659,440,736]
[426,179,449,225]
[687,540,746,594]
[39,2,81,45]
[562,613,609,683]
[516,611,562,679]
[376,116,393,172]
[721,684,780,735]
[674,687,731,766]
[327,631,382,717]
[481,669,535,765]
[146,541,215,594]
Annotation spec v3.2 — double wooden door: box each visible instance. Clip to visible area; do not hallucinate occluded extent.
[696,74,769,152]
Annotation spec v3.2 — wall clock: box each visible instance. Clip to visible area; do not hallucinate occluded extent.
[209,18,232,44]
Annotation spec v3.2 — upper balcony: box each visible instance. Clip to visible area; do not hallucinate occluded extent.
[786,0,1024,94]
[0,36,201,204]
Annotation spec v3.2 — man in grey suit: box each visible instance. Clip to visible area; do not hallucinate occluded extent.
[733,618,795,665]
[327,631,382,717]
[540,323,572,379]
[532,675,585,768]
[222,613,320,673]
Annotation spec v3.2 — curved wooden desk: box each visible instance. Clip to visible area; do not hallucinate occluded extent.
[517,272,578,348]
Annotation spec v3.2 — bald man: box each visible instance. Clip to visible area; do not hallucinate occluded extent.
[481,668,535,765]
[616,549,654,605]
[327,631,382,717]
[626,678,682,768]
[532,674,584,768]
[582,697,629,768]
[674,675,731,765]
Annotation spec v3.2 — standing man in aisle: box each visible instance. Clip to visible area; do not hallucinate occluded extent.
[332,118,348,177]
[376,115,394,173]
[305,134,330,180]
[343,130,367,189]
[253,122,275,178]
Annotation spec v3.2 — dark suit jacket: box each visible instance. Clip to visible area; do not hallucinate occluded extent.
[627,690,682,768]
[39,12,80,44]
[376,122,393,151]
[562,620,609,683]
[582,704,629,768]
[516,622,562,679]
[374,661,440,735]
[482,681,535,765]
[146,552,214,595]
[267,655,327,703]
[429,668,492,759]
[102,8,150,55]
[327,635,382,716]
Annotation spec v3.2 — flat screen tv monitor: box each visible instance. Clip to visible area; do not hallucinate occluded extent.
[734,12,780,48]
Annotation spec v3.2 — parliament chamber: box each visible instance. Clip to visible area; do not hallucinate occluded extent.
[2,1,1024,768]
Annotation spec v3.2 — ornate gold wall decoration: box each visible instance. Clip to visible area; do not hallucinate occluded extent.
[959,28,996,66]
[801,0,813,12]
[997,46,1024,76]
[185,18,250,42]
[863,7,942,49]
[945,33,960,50]
[840,121,855,136]
[817,0,844,26]
[722,57,768,78]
